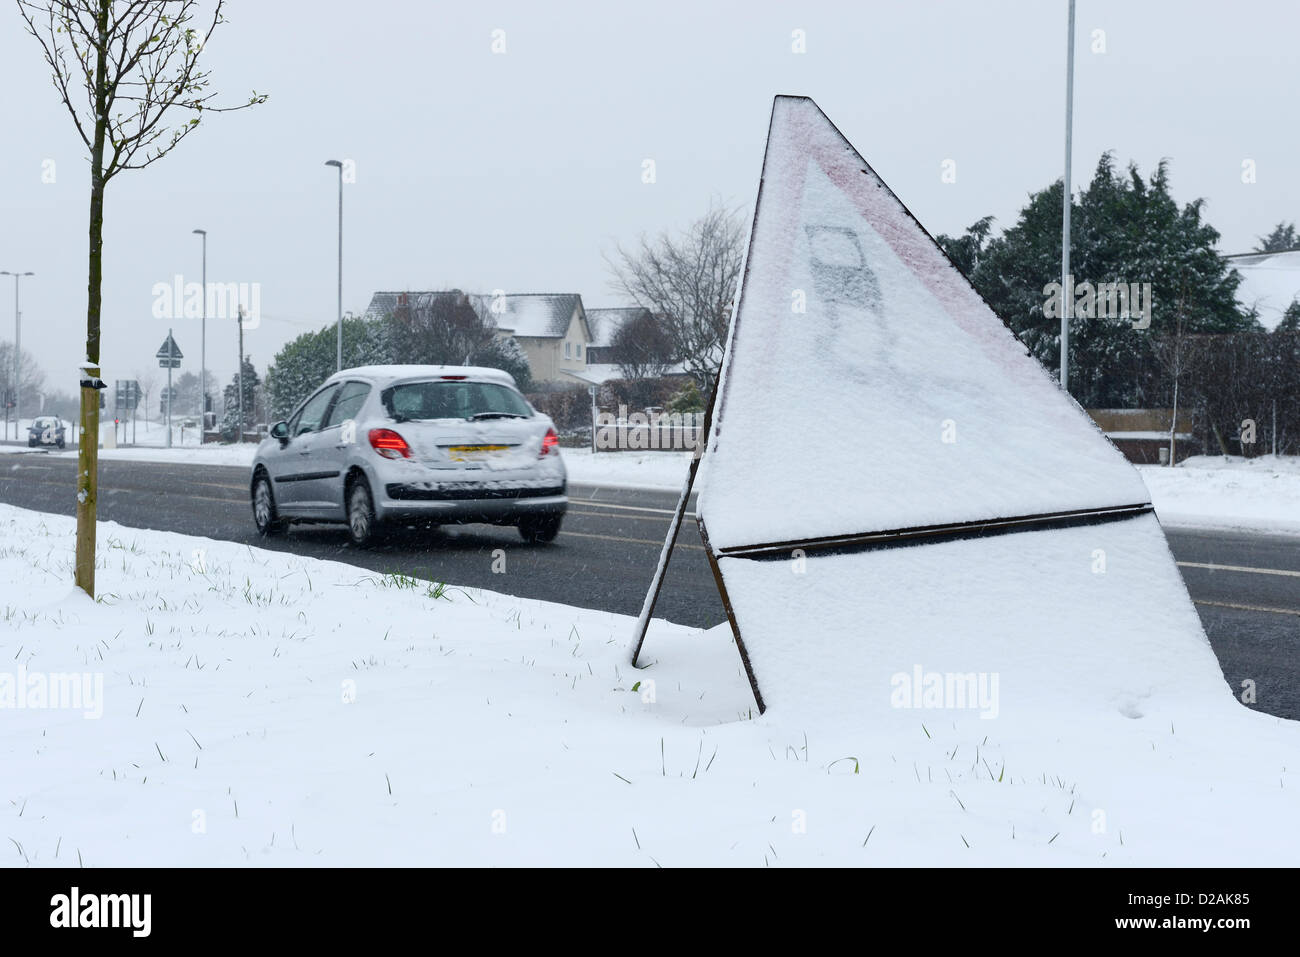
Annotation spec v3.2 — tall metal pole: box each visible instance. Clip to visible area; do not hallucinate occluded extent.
[166,327,174,449]
[1,271,34,432]
[12,276,18,429]
[326,160,344,371]
[193,229,207,429]
[237,306,245,441]
[1060,0,1076,392]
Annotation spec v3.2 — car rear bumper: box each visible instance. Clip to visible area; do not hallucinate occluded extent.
[375,482,567,524]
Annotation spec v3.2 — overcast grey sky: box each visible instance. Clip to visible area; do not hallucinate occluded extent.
[0,0,1295,394]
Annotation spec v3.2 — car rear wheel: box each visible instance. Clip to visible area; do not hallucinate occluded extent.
[518,513,563,544]
[252,475,286,536]
[347,478,380,547]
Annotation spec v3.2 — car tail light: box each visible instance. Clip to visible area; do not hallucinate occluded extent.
[440,375,467,380]
[369,428,412,459]
[540,427,559,457]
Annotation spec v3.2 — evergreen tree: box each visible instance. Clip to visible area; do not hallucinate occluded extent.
[1254,222,1299,253]
[1276,300,1300,334]
[938,154,1254,407]
[221,357,261,437]
[264,304,533,423]
[264,316,389,420]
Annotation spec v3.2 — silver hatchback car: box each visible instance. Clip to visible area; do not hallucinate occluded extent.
[250,365,567,545]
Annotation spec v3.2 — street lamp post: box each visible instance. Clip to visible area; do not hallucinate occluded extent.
[192,229,207,430]
[236,305,246,442]
[1060,0,1076,392]
[1,270,35,435]
[325,160,343,371]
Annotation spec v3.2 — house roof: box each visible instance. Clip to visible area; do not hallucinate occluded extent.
[365,291,588,340]
[1227,250,1300,331]
[562,361,689,386]
[475,293,586,339]
[585,307,653,348]
[364,290,475,321]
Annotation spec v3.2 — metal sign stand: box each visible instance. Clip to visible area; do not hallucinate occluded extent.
[156,331,182,448]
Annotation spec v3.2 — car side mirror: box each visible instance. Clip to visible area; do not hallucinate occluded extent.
[271,421,290,444]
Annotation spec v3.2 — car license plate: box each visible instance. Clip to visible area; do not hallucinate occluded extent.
[447,444,509,462]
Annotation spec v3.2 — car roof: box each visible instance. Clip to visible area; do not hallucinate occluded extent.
[325,365,518,388]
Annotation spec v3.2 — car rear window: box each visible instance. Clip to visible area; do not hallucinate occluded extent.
[381,381,531,421]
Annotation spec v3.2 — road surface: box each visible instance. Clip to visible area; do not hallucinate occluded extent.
[1,451,1296,720]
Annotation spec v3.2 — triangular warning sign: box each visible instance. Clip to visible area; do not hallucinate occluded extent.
[155,333,183,360]
[631,96,1222,721]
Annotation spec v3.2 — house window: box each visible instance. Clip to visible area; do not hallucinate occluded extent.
[565,342,571,358]
[576,343,582,360]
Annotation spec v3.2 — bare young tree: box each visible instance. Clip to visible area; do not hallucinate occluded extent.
[386,291,532,388]
[609,310,675,381]
[19,0,266,596]
[133,368,157,431]
[607,202,746,395]
[1149,283,1198,464]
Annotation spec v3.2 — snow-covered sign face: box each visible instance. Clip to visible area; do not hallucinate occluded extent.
[696,96,1149,555]
[633,97,1216,721]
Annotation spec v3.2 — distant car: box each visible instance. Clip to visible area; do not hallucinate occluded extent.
[249,365,567,546]
[28,416,66,449]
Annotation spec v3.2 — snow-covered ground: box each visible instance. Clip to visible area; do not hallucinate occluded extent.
[1139,455,1300,534]
[560,448,690,490]
[2,501,1297,866]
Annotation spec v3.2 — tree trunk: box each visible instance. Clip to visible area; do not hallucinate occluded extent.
[75,179,105,597]
[74,1,110,598]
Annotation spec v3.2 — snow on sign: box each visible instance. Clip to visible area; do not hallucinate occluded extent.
[631,96,1219,719]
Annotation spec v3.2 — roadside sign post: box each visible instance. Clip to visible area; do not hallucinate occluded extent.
[156,331,183,449]
[114,379,140,447]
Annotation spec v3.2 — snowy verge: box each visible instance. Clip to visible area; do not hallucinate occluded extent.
[1139,455,1300,534]
[1,502,1297,866]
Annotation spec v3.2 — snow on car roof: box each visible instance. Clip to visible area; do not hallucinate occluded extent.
[329,365,517,387]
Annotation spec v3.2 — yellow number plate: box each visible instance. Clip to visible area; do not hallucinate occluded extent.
[448,444,510,462]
